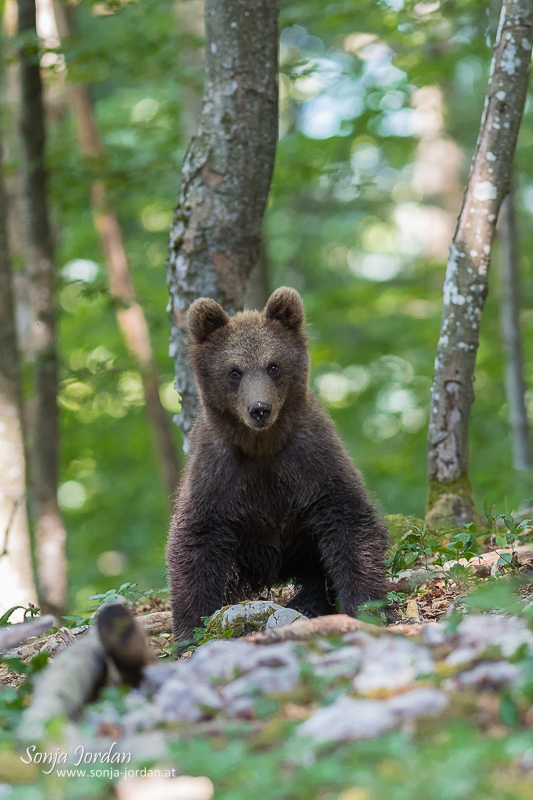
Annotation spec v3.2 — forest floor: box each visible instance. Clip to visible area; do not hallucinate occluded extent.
[1,515,533,799]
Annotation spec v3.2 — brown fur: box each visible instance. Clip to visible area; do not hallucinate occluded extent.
[167,288,388,646]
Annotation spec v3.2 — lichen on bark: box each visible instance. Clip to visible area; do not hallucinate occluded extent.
[167,0,279,440]
[427,0,533,527]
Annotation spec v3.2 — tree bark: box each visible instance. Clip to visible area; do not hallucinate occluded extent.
[427,0,533,527]
[0,130,38,620]
[167,0,279,439]
[52,1,180,499]
[498,183,532,470]
[245,245,270,310]
[17,0,67,616]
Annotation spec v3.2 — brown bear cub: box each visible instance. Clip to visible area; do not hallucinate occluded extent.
[167,287,388,645]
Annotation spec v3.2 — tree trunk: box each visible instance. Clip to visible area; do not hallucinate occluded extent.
[426,0,533,528]
[17,0,67,616]
[245,245,270,311]
[498,183,532,470]
[52,1,180,499]
[0,131,38,620]
[167,0,279,440]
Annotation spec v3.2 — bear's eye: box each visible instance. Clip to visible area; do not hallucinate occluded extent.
[267,362,280,377]
[229,367,242,380]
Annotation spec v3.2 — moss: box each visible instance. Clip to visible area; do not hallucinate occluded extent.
[204,602,274,639]
[384,514,427,537]
[426,472,486,531]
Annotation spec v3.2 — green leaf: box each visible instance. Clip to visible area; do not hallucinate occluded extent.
[0,607,26,627]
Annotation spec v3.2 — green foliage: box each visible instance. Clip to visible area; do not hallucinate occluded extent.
[4,0,533,612]
[189,615,235,651]
[386,522,485,578]
[0,605,40,627]
[0,652,50,734]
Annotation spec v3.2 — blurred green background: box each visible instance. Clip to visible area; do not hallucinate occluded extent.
[8,0,533,611]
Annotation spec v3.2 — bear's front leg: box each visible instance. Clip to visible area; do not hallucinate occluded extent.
[167,523,233,647]
[308,492,388,617]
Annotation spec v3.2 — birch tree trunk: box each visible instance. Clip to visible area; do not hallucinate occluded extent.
[167,0,279,439]
[17,0,67,615]
[427,0,533,528]
[52,0,180,499]
[0,133,38,619]
[498,184,532,470]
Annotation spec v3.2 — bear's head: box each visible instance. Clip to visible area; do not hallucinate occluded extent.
[187,288,309,449]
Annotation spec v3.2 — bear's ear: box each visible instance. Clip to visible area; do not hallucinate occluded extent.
[264,287,304,331]
[187,298,230,344]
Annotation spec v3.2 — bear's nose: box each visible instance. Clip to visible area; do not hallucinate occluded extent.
[248,402,271,423]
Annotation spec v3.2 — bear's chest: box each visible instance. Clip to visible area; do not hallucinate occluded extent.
[223,461,315,550]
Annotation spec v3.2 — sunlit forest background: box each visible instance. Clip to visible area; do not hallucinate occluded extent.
[7,0,533,612]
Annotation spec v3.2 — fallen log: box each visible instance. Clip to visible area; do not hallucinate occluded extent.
[247,614,365,644]
[19,605,151,740]
[10,627,76,661]
[135,611,172,636]
[0,615,55,653]
[18,627,108,740]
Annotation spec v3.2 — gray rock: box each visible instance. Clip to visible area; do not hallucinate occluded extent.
[223,663,299,701]
[455,615,533,658]
[422,623,448,646]
[353,636,433,693]
[142,663,186,693]
[265,607,305,629]
[153,679,222,723]
[387,687,449,719]
[444,646,480,667]
[210,601,283,632]
[456,661,519,689]
[189,639,299,683]
[188,640,262,681]
[298,697,396,742]
[309,646,363,679]
[224,696,255,719]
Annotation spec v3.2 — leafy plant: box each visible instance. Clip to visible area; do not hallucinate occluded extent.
[386,525,433,577]
[0,604,41,627]
[485,512,532,571]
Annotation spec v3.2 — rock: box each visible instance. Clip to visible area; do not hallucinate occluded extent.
[187,640,262,681]
[207,601,284,637]
[353,636,433,693]
[442,545,533,577]
[189,639,298,682]
[153,679,222,723]
[455,615,533,658]
[265,607,305,629]
[456,661,519,689]
[422,623,448,646]
[142,663,186,693]
[308,646,363,679]
[298,697,396,742]
[221,643,300,700]
[444,646,480,667]
[222,663,299,702]
[224,696,255,719]
[387,687,449,719]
